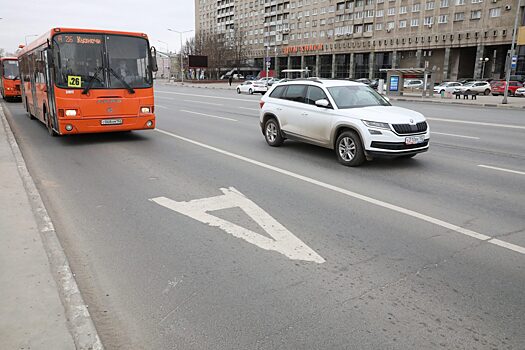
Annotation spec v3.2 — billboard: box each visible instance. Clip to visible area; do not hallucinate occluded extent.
[188,55,208,68]
[518,26,525,46]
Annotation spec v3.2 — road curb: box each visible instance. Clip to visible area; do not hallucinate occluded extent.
[0,103,104,350]
[389,96,525,110]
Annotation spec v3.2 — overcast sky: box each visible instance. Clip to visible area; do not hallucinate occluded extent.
[0,0,195,54]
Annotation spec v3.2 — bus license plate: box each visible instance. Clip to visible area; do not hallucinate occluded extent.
[405,136,425,145]
[101,118,122,125]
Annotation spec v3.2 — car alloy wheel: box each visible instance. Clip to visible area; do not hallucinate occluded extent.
[338,137,356,162]
[264,118,283,146]
[335,130,365,166]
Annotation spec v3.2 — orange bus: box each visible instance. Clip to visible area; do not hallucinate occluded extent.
[18,28,158,136]
[0,57,21,100]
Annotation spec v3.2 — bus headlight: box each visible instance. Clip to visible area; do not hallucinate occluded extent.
[65,109,77,117]
[65,124,73,131]
[146,120,153,127]
[141,107,151,114]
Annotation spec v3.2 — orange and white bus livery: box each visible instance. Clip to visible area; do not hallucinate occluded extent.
[18,28,159,136]
[0,57,21,100]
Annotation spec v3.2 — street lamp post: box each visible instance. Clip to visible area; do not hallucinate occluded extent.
[479,57,489,79]
[168,29,194,85]
[24,34,38,46]
[502,0,523,104]
[157,40,170,82]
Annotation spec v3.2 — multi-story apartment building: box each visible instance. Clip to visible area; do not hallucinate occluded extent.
[196,0,525,82]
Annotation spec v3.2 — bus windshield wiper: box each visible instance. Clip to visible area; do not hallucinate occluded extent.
[108,67,135,94]
[82,66,104,94]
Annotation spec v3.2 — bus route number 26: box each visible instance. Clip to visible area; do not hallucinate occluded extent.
[68,76,82,88]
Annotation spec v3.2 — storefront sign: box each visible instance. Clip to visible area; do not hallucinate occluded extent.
[283,44,324,55]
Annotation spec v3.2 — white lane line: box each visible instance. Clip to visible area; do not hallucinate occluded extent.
[478,165,525,176]
[156,96,174,100]
[155,128,525,256]
[431,131,480,140]
[179,109,238,122]
[239,107,260,112]
[488,239,525,255]
[184,99,223,106]
[156,90,259,103]
[156,105,170,110]
[428,117,525,130]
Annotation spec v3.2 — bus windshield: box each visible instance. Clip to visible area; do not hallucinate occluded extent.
[3,60,20,80]
[53,33,152,90]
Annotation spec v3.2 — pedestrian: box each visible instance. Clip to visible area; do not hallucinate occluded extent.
[228,75,233,86]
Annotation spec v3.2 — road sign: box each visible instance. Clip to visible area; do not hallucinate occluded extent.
[511,55,517,69]
[151,187,325,263]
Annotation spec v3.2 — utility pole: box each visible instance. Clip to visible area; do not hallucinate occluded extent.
[168,29,194,85]
[157,40,170,82]
[502,0,523,104]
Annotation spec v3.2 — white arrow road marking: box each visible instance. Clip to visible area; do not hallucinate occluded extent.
[150,187,325,263]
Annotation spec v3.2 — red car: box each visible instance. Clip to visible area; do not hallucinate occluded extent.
[491,81,524,96]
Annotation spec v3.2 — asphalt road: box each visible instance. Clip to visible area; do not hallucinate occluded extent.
[3,85,525,349]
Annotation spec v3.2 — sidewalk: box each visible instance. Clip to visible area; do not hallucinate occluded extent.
[0,104,102,349]
[161,80,525,109]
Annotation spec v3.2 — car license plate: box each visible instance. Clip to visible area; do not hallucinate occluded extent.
[101,118,122,125]
[405,136,425,145]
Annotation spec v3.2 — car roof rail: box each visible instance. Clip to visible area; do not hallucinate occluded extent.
[284,77,323,84]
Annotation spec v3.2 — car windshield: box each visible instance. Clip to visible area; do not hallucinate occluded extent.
[2,60,19,80]
[53,33,152,90]
[327,85,391,109]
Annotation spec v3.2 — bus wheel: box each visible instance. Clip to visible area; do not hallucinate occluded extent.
[45,113,58,137]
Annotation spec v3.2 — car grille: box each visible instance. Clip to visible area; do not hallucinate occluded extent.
[392,121,428,135]
[371,140,429,150]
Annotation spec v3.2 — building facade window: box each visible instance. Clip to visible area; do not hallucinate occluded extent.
[489,7,500,17]
[438,14,448,23]
[399,20,407,28]
[411,18,419,26]
[470,10,481,19]
[454,12,464,21]
[426,1,435,10]
[412,3,421,12]
[455,0,464,5]
[399,6,407,14]
[440,0,449,7]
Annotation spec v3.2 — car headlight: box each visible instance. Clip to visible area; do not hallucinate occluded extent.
[362,120,390,129]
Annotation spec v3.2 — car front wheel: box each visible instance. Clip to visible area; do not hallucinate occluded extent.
[264,118,284,147]
[484,89,490,95]
[237,88,241,94]
[249,88,253,95]
[335,131,365,167]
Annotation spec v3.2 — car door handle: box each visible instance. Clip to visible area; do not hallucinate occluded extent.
[276,107,282,111]
[301,112,308,116]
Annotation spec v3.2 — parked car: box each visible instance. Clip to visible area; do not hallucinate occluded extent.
[259,79,429,167]
[491,81,524,96]
[404,79,424,89]
[433,81,462,94]
[515,87,525,97]
[459,78,476,85]
[236,80,268,94]
[268,78,281,86]
[454,81,491,95]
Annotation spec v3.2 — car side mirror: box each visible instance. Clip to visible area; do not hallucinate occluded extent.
[315,99,330,108]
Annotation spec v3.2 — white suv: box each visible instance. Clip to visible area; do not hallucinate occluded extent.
[259,79,430,166]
